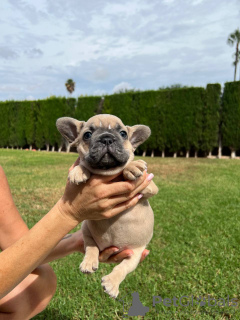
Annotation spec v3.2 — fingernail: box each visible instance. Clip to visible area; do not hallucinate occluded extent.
[144,251,150,258]
[138,194,143,199]
[113,248,120,253]
[127,253,133,257]
[147,173,154,181]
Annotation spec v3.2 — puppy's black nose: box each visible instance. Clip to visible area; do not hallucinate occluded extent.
[100,134,114,145]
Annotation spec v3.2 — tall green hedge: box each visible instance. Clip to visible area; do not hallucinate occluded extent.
[0,101,10,147]
[202,84,221,153]
[1,82,239,157]
[24,101,36,149]
[102,88,206,154]
[222,81,240,152]
[156,88,205,154]
[75,96,102,121]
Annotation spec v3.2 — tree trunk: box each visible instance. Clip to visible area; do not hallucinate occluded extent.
[234,42,239,81]
[186,151,189,158]
[66,144,71,153]
[30,145,32,151]
[218,136,222,159]
[46,143,50,152]
[234,62,237,81]
[231,150,236,158]
[58,144,62,153]
[162,150,165,158]
[38,148,41,151]
[194,151,197,158]
[173,152,177,158]
[6,146,8,149]
[142,150,146,157]
[51,146,55,152]
[151,150,154,158]
[208,151,212,157]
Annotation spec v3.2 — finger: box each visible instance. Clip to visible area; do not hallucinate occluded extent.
[100,171,149,198]
[88,171,124,187]
[129,173,154,197]
[106,250,133,264]
[140,249,150,262]
[99,247,119,262]
[73,157,80,167]
[104,193,142,218]
[68,157,80,173]
[105,173,154,207]
[105,192,141,208]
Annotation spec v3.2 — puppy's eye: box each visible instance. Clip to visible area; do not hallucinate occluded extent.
[83,132,92,140]
[120,131,127,139]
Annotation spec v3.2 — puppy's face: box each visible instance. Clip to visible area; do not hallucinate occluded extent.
[56,114,151,175]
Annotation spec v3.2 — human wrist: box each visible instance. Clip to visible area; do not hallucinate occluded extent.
[55,199,80,228]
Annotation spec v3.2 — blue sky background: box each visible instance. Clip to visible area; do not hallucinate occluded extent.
[0,0,239,101]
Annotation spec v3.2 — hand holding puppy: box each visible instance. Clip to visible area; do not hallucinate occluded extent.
[57,167,154,224]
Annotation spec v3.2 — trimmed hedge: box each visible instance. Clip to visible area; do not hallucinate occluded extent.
[0,82,239,157]
[75,96,102,121]
[222,81,240,153]
[201,84,221,154]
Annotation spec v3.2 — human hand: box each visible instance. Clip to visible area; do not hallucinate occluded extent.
[57,160,154,224]
[73,230,149,263]
[99,247,150,263]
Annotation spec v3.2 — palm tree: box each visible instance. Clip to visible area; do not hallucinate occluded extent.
[65,79,75,95]
[227,28,240,81]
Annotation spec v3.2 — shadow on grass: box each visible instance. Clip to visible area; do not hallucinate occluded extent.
[34,308,72,320]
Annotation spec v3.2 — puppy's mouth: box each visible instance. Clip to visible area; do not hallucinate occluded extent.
[85,145,129,170]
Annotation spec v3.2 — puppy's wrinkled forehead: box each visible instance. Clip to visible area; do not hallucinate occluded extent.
[85,114,125,130]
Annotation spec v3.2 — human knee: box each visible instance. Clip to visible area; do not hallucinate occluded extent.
[0,264,57,319]
[31,264,57,314]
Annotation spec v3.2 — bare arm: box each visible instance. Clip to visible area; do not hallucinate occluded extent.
[0,168,152,298]
[0,167,29,250]
[0,203,77,299]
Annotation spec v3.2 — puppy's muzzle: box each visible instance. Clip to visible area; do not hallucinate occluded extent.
[85,132,129,170]
[98,133,116,146]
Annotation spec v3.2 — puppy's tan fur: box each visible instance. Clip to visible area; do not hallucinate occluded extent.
[57,114,158,298]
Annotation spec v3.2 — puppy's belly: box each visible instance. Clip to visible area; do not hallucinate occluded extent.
[85,199,154,252]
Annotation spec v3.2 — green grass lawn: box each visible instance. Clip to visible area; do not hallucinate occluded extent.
[1,149,240,319]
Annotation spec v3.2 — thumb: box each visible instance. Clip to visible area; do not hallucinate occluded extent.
[68,157,80,173]
[88,170,124,186]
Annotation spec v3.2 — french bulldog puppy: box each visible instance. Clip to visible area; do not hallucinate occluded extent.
[56,114,158,298]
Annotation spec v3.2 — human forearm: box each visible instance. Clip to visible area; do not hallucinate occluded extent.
[0,202,78,299]
[0,166,29,250]
[41,231,84,264]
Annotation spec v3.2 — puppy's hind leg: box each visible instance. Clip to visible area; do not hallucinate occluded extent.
[80,224,99,274]
[101,246,145,298]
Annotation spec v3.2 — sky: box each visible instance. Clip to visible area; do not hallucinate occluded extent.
[0,0,239,101]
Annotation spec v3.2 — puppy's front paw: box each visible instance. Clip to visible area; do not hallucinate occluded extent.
[68,166,90,184]
[123,160,147,181]
[80,258,99,274]
[101,274,120,298]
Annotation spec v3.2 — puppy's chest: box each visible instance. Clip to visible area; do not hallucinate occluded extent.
[86,200,154,251]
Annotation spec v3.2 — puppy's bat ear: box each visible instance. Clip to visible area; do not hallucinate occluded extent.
[56,117,85,143]
[126,125,151,149]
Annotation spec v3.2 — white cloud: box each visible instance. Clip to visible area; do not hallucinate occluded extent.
[112,82,133,93]
[0,46,19,59]
[162,0,176,5]
[26,95,35,100]
[0,0,239,100]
